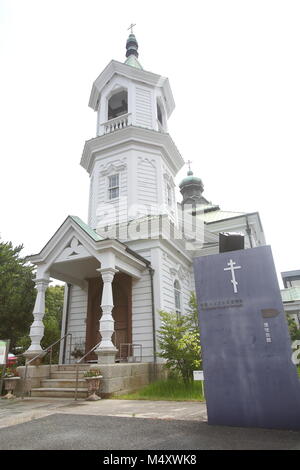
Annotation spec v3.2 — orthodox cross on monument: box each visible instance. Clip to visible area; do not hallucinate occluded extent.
[128,23,136,34]
[224,259,242,294]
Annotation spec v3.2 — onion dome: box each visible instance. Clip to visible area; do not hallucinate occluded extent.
[126,33,139,58]
[124,32,143,69]
[179,169,206,205]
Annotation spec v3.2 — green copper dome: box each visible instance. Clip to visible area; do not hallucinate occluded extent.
[179,168,205,205]
[124,32,143,69]
[179,170,203,189]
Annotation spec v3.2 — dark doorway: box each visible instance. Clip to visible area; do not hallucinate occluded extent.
[85,272,132,361]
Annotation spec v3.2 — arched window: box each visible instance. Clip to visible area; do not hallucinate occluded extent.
[108,89,128,121]
[174,280,182,318]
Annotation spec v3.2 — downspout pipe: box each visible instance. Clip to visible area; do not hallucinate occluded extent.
[149,267,157,367]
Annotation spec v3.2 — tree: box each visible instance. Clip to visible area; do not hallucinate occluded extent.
[0,240,35,350]
[17,284,65,362]
[157,294,201,383]
[42,285,64,349]
[287,315,300,342]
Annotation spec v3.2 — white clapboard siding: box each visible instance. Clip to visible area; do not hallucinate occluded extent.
[96,166,128,228]
[161,250,194,315]
[137,158,158,213]
[88,175,97,228]
[132,261,154,362]
[135,86,153,128]
[67,285,87,341]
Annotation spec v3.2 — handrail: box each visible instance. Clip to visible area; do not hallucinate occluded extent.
[74,341,101,401]
[22,333,72,399]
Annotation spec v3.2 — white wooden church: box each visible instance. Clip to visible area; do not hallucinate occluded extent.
[24,31,266,369]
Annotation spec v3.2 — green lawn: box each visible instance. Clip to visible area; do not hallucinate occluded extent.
[115,367,300,401]
[115,378,205,402]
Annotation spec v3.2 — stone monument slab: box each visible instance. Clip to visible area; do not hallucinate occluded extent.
[193,245,300,430]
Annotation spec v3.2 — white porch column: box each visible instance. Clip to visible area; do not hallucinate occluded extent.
[95,267,118,364]
[24,276,50,362]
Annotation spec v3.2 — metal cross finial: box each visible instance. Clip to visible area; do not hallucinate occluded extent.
[128,23,136,34]
[186,160,193,172]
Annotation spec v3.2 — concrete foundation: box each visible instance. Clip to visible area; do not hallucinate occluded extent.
[14,365,50,396]
[99,363,168,397]
[14,363,168,398]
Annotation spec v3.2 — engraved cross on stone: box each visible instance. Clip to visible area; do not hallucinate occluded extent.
[128,23,136,34]
[224,259,241,294]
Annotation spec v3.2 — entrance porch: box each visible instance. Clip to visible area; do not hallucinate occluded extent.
[24,216,153,366]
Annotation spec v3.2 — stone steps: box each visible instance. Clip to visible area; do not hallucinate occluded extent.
[31,387,88,399]
[40,379,88,389]
[30,364,92,399]
[50,364,89,371]
[50,371,86,379]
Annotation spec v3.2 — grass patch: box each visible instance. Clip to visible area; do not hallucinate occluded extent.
[115,378,205,402]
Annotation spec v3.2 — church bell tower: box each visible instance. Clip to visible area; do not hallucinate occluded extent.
[81,30,184,236]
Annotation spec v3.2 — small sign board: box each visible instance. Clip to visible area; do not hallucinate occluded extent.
[193,370,204,381]
[0,340,9,366]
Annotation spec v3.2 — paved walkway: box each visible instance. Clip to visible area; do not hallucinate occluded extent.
[1,397,300,450]
[0,397,207,429]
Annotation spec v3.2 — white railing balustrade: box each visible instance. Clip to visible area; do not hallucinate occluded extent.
[100,113,132,135]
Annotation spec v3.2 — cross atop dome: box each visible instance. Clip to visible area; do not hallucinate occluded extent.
[128,23,136,34]
[185,160,193,176]
[124,24,143,69]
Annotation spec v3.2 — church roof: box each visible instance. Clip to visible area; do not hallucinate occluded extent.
[124,54,143,69]
[69,215,104,241]
[197,209,246,223]
[89,60,175,116]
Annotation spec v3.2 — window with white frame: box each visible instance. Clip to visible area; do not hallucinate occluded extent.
[174,280,182,318]
[108,174,119,200]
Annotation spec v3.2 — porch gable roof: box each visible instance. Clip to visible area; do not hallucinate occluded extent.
[27,215,150,278]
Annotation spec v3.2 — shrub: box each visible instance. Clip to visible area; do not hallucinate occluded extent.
[157,302,201,384]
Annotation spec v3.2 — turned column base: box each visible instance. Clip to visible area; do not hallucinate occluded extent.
[95,348,117,364]
[23,350,46,365]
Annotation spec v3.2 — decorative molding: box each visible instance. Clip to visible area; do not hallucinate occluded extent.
[169,264,190,283]
[57,237,89,261]
[163,170,175,188]
[99,159,127,176]
[137,156,156,168]
[163,251,191,284]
